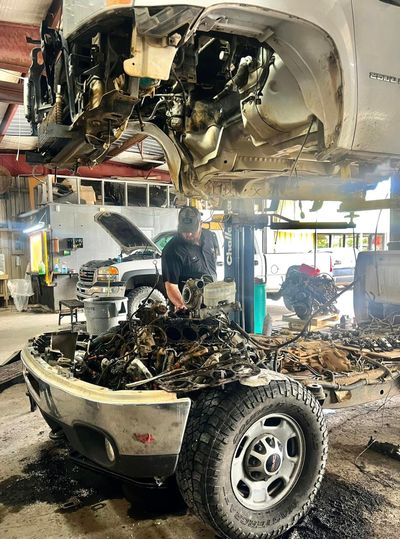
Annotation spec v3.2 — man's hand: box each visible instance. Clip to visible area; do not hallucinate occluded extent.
[165,282,186,310]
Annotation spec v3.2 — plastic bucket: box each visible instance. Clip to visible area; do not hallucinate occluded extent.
[84,296,128,335]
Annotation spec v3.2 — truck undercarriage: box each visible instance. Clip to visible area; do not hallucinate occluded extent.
[26,2,398,200]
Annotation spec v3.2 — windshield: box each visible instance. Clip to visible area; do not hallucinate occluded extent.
[121,247,159,262]
[153,232,175,251]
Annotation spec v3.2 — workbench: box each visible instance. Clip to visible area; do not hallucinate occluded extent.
[31,272,78,312]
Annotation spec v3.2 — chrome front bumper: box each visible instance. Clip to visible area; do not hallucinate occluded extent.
[76,281,126,300]
[21,346,191,479]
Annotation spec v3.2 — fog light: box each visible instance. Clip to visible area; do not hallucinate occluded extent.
[105,438,115,462]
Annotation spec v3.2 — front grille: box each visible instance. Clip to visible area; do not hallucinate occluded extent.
[79,268,95,284]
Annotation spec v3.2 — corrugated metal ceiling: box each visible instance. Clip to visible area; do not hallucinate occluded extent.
[5,105,31,136]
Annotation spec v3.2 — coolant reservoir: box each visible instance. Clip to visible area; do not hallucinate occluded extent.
[203,280,236,307]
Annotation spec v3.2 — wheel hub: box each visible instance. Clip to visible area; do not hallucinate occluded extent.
[244,435,284,481]
[230,413,305,511]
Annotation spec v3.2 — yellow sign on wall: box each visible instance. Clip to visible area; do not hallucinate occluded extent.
[29,233,42,273]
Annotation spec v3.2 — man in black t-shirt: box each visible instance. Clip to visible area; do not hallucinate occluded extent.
[162,206,217,310]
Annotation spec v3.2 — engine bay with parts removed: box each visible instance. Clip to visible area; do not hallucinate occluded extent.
[27,298,400,407]
[29,307,266,394]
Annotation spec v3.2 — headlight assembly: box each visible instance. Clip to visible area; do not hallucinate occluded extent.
[97,266,119,282]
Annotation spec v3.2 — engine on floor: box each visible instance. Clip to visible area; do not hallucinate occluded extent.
[269,264,338,320]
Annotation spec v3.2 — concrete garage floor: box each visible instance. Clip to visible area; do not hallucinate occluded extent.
[1,306,400,539]
[0,308,66,362]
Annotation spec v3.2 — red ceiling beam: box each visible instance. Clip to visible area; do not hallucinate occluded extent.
[0,22,39,72]
[0,153,171,182]
[0,81,23,105]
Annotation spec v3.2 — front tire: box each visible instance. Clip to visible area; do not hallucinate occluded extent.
[127,286,166,317]
[176,379,328,539]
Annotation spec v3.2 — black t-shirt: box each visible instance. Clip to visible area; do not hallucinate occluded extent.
[162,229,217,289]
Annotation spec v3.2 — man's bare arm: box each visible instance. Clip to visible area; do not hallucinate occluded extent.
[165,282,186,310]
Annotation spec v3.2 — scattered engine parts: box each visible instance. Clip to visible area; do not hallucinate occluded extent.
[317,322,400,353]
[269,264,338,320]
[28,265,400,402]
[29,308,400,404]
[271,320,400,398]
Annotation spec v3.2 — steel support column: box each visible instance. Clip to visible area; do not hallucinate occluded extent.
[224,203,256,332]
[242,224,255,332]
[224,212,241,325]
[389,173,400,250]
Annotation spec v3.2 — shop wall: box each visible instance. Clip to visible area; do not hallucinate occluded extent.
[48,204,180,272]
[0,177,30,278]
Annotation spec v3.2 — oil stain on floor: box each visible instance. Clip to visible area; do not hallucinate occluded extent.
[284,473,387,539]
[0,442,122,515]
[0,442,388,538]
[0,441,186,521]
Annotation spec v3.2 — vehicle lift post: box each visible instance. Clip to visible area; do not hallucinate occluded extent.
[224,205,269,333]
[224,214,255,332]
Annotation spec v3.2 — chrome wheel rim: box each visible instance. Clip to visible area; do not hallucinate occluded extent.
[231,413,305,511]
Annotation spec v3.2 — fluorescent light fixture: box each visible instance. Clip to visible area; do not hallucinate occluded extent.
[23,222,45,234]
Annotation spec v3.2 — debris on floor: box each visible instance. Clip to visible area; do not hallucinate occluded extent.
[368,438,400,462]
[0,443,121,510]
[0,360,22,392]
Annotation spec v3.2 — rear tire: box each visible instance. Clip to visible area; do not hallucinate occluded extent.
[176,379,328,539]
[127,286,166,317]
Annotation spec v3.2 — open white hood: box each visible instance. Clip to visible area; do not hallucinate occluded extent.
[94,212,161,255]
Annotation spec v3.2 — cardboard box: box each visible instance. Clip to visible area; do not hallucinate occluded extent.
[61,180,96,205]
[79,185,96,205]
